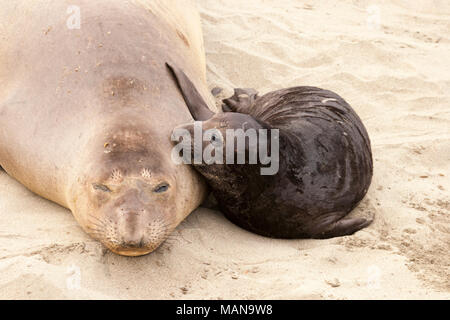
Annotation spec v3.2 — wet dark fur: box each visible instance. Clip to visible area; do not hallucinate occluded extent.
[168,64,373,239]
[218,87,373,238]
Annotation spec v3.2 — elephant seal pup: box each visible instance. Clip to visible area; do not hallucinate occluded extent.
[168,65,373,238]
[0,0,215,256]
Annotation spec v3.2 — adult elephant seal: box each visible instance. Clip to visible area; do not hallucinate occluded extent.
[0,0,215,256]
[168,65,373,239]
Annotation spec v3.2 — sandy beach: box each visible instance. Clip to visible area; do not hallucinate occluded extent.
[0,0,449,299]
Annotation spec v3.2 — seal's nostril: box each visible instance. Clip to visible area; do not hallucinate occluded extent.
[122,236,145,248]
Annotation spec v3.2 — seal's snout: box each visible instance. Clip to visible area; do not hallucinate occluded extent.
[111,210,171,256]
[120,235,146,249]
[108,221,169,257]
[92,198,173,256]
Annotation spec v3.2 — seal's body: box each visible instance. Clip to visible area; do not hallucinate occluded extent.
[0,0,213,256]
[168,65,373,238]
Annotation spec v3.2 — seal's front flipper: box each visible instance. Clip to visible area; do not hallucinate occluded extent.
[222,88,259,113]
[211,87,223,97]
[166,62,214,121]
[311,214,373,239]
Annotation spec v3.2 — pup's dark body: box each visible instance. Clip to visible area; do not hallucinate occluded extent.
[217,87,373,238]
[168,64,373,239]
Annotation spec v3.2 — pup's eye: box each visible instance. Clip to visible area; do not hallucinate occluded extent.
[211,133,222,143]
[154,183,170,193]
[92,184,111,192]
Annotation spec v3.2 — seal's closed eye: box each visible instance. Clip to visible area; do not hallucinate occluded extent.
[92,184,112,193]
[154,183,170,193]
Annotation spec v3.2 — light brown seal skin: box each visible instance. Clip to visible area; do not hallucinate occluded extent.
[168,65,373,239]
[0,0,214,256]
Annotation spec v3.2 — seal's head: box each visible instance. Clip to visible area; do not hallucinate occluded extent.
[87,169,174,256]
[167,63,270,171]
[167,63,281,194]
[70,121,201,257]
[173,112,265,169]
